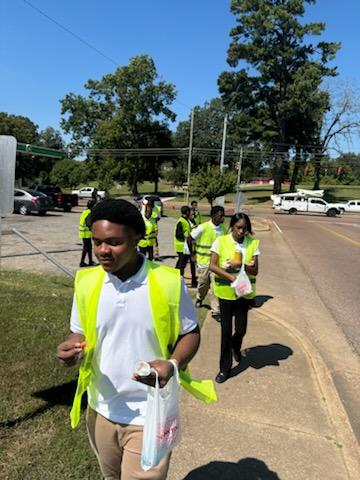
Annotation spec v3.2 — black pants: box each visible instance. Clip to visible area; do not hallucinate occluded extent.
[139,245,154,261]
[175,252,196,284]
[219,297,250,374]
[80,238,93,265]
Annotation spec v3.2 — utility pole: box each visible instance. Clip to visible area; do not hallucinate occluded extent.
[235,147,243,212]
[220,114,228,171]
[185,108,194,204]
[215,114,228,206]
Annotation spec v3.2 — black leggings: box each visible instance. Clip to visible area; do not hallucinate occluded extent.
[219,297,250,374]
[81,238,93,264]
[175,253,196,283]
[139,246,154,260]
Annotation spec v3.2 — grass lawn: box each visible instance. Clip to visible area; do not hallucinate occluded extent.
[0,270,207,479]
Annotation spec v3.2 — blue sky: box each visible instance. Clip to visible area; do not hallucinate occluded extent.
[1,0,359,148]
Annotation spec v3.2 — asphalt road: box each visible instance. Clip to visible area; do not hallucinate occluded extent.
[258,211,360,356]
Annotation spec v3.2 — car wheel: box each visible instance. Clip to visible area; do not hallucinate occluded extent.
[339,208,345,215]
[19,204,29,215]
[289,208,297,215]
[39,211,47,216]
[64,205,72,212]
[327,209,337,217]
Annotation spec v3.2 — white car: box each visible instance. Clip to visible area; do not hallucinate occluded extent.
[71,187,106,199]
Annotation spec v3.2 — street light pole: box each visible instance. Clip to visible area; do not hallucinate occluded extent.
[220,114,228,172]
[185,108,194,204]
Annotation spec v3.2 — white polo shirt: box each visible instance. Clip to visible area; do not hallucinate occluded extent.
[70,256,198,425]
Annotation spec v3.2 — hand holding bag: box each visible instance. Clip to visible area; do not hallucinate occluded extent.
[141,360,181,471]
[230,258,252,298]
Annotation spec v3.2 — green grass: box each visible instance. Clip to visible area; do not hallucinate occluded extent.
[0,270,207,479]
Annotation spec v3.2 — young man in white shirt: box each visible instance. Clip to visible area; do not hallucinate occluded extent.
[57,199,200,480]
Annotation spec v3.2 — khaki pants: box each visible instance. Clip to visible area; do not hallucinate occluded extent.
[86,407,171,480]
[196,266,219,315]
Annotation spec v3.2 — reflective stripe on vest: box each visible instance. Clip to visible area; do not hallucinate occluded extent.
[195,221,227,267]
[213,234,259,300]
[79,209,92,239]
[174,217,191,253]
[70,261,217,428]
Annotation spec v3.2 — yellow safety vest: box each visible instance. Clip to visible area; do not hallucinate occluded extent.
[213,234,259,300]
[174,216,191,253]
[79,209,92,239]
[195,221,227,267]
[138,216,157,248]
[193,210,202,226]
[70,261,217,428]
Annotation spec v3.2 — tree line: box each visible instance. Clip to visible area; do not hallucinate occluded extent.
[2,0,359,195]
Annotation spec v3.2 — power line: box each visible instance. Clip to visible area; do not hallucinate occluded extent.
[22,0,120,66]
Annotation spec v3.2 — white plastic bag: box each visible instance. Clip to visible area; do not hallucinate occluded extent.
[230,261,252,298]
[141,361,181,471]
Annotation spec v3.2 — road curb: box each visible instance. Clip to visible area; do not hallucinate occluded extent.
[251,308,360,479]
[252,218,271,232]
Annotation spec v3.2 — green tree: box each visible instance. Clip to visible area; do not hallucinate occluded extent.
[50,158,83,188]
[218,0,340,194]
[0,112,40,184]
[191,165,236,207]
[60,55,176,194]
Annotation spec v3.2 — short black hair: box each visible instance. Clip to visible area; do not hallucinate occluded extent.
[181,205,190,215]
[90,199,145,236]
[191,200,197,206]
[229,212,252,234]
[210,205,225,217]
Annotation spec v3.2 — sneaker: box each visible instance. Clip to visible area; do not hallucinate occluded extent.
[79,262,87,267]
[195,300,202,308]
[215,372,229,384]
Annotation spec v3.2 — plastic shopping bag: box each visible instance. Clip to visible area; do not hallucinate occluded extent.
[141,361,181,471]
[230,262,252,298]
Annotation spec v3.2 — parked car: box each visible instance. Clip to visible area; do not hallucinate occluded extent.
[333,200,360,214]
[71,187,106,200]
[13,188,54,215]
[134,194,163,216]
[31,185,78,212]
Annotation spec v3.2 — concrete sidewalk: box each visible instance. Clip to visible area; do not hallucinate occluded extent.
[168,306,360,479]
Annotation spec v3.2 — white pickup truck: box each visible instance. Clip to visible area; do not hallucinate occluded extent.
[271,192,341,217]
[71,187,106,199]
[333,200,360,214]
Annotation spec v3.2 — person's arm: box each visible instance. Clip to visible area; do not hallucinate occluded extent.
[57,332,85,367]
[245,255,259,276]
[175,221,185,241]
[209,251,237,283]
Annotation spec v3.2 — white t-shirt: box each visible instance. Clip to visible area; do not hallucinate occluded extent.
[70,256,198,425]
[211,235,260,269]
[191,221,225,268]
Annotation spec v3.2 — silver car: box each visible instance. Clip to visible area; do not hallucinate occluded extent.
[13,188,54,215]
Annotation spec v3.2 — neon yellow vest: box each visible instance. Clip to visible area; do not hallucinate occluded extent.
[193,210,202,226]
[70,261,217,428]
[213,234,259,300]
[195,221,227,267]
[79,209,92,239]
[174,217,191,253]
[138,216,157,248]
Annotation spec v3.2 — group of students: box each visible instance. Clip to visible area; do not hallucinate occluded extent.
[68,197,260,479]
[174,202,260,384]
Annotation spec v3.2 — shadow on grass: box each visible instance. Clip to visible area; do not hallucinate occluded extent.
[184,457,280,479]
[229,343,293,379]
[0,380,85,429]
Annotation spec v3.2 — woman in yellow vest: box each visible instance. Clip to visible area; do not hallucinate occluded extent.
[79,199,96,267]
[174,205,197,286]
[210,212,260,383]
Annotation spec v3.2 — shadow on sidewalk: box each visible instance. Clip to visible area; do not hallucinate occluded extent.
[230,343,293,378]
[184,457,280,479]
[251,295,274,308]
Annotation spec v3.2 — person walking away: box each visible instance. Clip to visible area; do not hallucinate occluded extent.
[79,199,96,267]
[174,206,197,286]
[210,212,260,383]
[138,202,157,260]
[187,206,226,321]
[57,199,216,480]
[190,200,202,226]
[142,198,161,260]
